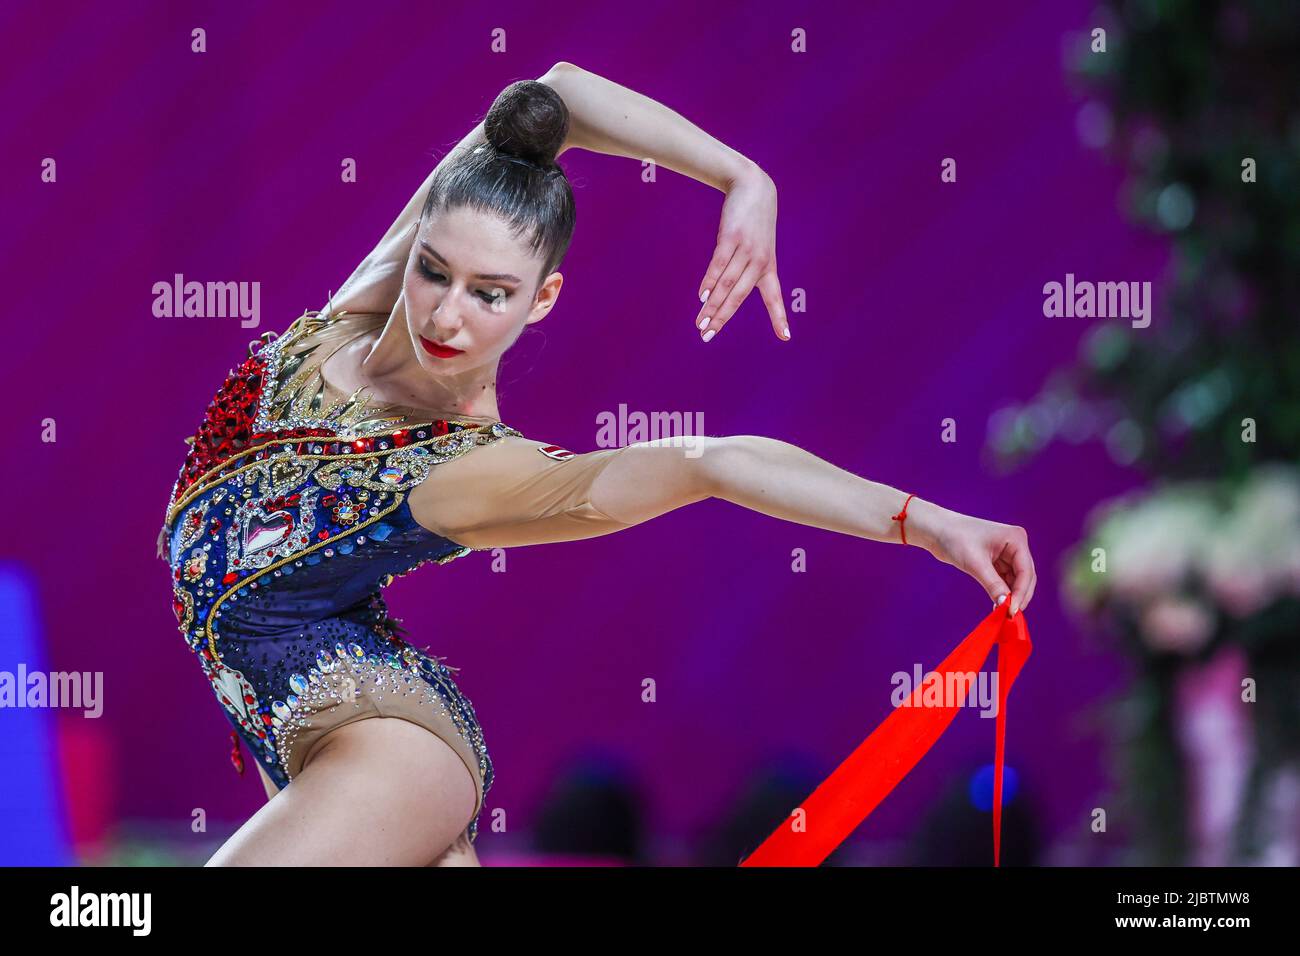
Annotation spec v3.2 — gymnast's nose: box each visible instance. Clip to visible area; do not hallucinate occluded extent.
[428,288,469,337]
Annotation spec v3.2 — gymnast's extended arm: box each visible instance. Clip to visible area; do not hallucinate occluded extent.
[408,435,1038,618]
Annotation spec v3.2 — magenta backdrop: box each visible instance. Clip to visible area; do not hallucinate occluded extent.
[4,0,1166,851]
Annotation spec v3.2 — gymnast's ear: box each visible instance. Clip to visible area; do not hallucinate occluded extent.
[526,271,563,325]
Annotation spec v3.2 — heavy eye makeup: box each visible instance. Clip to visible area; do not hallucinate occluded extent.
[417,259,512,305]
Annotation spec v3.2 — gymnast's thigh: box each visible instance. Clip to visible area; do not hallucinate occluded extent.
[206,716,477,866]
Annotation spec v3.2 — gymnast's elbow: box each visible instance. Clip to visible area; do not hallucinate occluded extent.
[688,434,765,500]
[539,61,579,82]
[694,433,810,500]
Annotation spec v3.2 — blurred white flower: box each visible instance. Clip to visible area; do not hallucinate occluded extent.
[1202,465,1300,618]
[1097,484,1218,603]
[1068,464,1300,625]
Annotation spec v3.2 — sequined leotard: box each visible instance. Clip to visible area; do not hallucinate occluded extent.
[160,308,637,845]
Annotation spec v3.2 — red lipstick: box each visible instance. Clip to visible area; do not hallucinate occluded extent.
[420,336,464,359]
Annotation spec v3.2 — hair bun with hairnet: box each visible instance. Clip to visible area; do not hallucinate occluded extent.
[483,79,570,167]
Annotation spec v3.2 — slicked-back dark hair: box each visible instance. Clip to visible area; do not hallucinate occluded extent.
[420,79,576,291]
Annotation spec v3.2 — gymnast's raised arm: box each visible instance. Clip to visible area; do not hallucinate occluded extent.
[407,435,1038,618]
[329,61,787,339]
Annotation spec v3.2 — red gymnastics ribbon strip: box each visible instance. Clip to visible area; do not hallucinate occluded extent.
[739,602,1032,867]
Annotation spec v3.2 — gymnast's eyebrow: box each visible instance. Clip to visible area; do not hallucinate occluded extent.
[419,241,522,283]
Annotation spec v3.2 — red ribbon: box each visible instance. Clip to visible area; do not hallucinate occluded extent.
[739,603,1032,866]
[230,730,245,776]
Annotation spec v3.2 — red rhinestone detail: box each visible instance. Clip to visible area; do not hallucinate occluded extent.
[169,353,339,504]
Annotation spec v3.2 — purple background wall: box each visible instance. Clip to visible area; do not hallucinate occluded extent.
[5,0,1167,852]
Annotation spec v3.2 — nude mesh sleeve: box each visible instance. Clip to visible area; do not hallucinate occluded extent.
[410,436,637,549]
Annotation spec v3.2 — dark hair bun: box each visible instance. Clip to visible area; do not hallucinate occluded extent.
[483,79,569,167]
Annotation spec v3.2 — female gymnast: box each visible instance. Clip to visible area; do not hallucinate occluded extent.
[159,62,1037,866]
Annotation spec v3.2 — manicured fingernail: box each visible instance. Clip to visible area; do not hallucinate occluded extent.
[1009,602,1019,618]
[995,594,1006,606]
[698,315,711,330]
[700,289,710,303]
[702,328,716,342]
[780,325,790,339]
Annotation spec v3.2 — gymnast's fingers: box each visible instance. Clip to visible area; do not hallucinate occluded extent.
[974,559,1011,605]
[1006,528,1033,618]
[697,239,740,328]
[704,257,763,340]
[698,247,749,339]
[993,554,1014,591]
[1021,565,1038,615]
[757,269,789,340]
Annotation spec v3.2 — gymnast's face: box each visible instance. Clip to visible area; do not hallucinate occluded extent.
[403,205,562,373]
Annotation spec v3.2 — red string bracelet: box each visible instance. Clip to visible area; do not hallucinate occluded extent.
[891,493,917,546]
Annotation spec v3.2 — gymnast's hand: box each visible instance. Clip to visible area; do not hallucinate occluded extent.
[694,163,789,343]
[916,507,1038,619]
